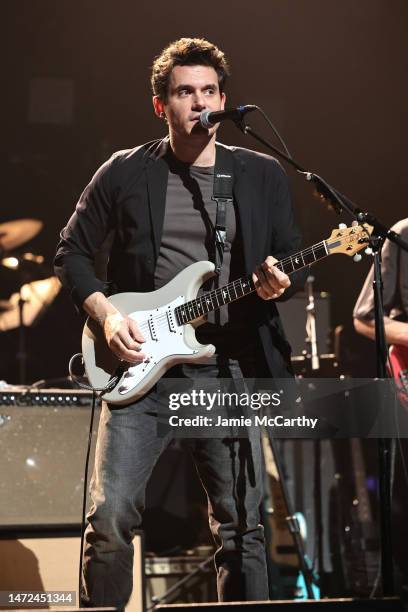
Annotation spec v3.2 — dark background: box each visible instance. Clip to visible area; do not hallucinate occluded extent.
[1,0,407,383]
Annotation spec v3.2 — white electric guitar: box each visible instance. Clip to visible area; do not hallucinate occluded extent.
[82,223,372,405]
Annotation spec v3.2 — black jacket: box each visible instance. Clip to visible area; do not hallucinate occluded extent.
[54,137,307,377]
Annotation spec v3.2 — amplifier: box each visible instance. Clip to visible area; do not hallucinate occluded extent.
[145,551,217,608]
[156,598,404,611]
[0,387,97,407]
[0,388,209,548]
[0,387,101,526]
[278,291,331,356]
[0,527,144,612]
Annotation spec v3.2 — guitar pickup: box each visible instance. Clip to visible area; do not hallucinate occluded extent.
[166,308,177,333]
[148,315,158,341]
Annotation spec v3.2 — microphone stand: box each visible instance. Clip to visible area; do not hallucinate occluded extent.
[305,275,324,583]
[305,275,320,372]
[233,117,408,596]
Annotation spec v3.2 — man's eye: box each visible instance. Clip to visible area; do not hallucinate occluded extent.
[205,89,216,95]
[178,89,190,96]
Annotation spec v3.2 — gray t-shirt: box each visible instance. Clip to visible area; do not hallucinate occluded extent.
[154,152,255,357]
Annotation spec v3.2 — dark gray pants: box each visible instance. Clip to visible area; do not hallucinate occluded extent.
[82,361,269,608]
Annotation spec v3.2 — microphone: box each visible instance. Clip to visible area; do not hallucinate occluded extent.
[199,105,257,128]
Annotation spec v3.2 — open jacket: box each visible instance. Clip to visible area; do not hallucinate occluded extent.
[54,137,307,378]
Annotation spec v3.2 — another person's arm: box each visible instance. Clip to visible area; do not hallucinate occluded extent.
[354,316,408,347]
[353,226,408,347]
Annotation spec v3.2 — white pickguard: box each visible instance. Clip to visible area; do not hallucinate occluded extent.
[82,261,218,404]
[118,296,198,395]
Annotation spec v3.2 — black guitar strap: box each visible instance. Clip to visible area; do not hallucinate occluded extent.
[212,146,234,275]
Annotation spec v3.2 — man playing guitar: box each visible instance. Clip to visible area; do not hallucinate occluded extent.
[54,37,307,608]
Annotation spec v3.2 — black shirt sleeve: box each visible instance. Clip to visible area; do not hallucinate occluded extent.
[270,161,308,299]
[54,155,117,310]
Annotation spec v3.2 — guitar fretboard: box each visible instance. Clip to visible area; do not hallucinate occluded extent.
[175,240,328,325]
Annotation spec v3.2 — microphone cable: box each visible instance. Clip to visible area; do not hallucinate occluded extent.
[251,104,293,161]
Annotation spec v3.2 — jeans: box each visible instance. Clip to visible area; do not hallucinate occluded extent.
[81,360,269,608]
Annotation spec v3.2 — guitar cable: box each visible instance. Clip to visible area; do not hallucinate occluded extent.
[76,387,97,607]
[68,352,121,394]
[68,352,121,606]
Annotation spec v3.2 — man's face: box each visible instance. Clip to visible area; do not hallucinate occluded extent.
[153,64,226,140]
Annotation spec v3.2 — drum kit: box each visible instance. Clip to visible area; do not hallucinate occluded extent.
[0,218,61,383]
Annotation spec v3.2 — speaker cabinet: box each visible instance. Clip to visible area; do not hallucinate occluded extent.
[0,528,144,612]
[156,597,403,610]
[0,390,100,527]
[145,553,217,608]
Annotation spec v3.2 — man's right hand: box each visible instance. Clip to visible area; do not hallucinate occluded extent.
[83,292,146,363]
[103,313,146,363]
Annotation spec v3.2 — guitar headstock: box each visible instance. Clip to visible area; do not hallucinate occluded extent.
[326,223,374,257]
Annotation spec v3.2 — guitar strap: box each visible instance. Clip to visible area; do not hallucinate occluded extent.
[212,146,234,275]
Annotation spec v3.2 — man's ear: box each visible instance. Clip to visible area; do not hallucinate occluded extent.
[153,96,165,118]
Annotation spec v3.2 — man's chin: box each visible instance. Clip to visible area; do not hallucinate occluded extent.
[190,122,210,135]
[190,123,219,141]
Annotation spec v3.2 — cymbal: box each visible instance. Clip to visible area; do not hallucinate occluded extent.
[0,219,43,252]
[0,277,61,331]
[0,299,13,312]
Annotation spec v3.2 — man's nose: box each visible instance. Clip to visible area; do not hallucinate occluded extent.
[191,92,206,109]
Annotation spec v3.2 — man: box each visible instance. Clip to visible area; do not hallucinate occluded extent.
[55,38,306,608]
[353,218,408,345]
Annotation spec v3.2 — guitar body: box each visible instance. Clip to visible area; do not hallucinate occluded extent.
[388,344,408,410]
[82,261,217,405]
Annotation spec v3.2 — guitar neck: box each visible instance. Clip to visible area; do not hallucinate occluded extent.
[175,240,329,325]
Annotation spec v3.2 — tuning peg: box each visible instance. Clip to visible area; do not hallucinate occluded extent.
[353,253,362,262]
[338,223,347,229]
[364,247,373,255]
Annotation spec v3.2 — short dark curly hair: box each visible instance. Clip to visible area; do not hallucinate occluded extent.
[151,37,230,102]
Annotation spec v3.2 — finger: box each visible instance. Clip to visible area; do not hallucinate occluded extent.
[110,331,143,355]
[258,287,285,301]
[254,268,276,297]
[262,256,290,285]
[112,337,146,363]
[252,271,274,299]
[261,261,291,289]
[256,286,272,300]
[118,328,144,352]
[253,271,287,300]
[270,287,286,299]
[128,319,145,343]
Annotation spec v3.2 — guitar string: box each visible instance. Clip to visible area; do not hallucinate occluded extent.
[136,268,310,337]
[133,233,364,334]
[136,242,327,330]
[125,232,366,336]
[159,236,336,324]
